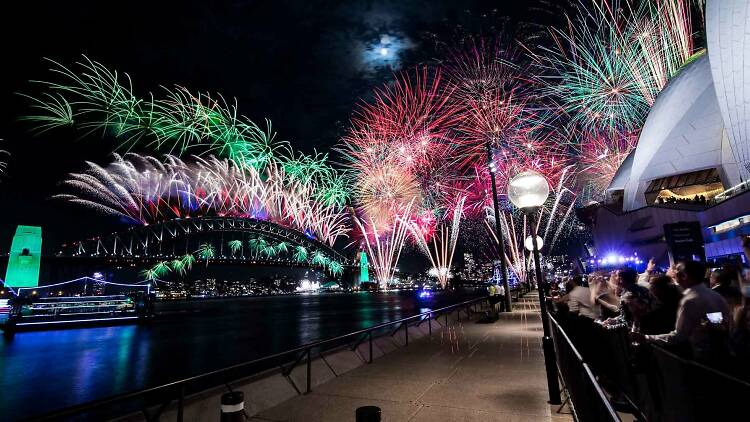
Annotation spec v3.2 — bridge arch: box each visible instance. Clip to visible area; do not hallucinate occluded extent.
[56,217,352,269]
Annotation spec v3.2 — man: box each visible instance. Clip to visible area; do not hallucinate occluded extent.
[635,261,730,362]
[710,269,742,309]
[560,275,600,319]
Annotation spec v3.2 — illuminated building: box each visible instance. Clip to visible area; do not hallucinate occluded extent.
[359,251,369,284]
[4,225,42,288]
[594,0,750,263]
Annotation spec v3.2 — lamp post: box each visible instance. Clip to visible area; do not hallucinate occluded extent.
[486,142,512,312]
[507,170,561,405]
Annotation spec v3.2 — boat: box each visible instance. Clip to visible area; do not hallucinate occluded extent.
[0,277,154,332]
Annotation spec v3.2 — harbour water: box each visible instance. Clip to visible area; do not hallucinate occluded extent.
[0,290,481,420]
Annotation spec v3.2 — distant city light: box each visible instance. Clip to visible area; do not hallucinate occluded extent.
[296,279,319,292]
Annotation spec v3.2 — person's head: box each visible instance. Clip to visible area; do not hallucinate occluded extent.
[674,260,706,289]
[564,280,574,293]
[710,270,721,288]
[570,275,583,287]
[615,267,638,288]
[716,270,737,288]
[649,274,673,287]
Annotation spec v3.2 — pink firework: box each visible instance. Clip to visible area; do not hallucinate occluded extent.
[443,38,534,173]
[578,130,638,193]
[341,66,460,223]
[455,126,576,216]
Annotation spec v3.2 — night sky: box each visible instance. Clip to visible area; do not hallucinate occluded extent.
[0,0,569,255]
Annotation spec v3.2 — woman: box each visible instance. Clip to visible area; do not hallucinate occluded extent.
[589,271,619,319]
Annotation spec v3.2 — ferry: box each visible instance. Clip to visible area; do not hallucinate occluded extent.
[0,277,154,332]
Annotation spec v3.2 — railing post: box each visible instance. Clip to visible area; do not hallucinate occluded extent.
[176,386,185,422]
[368,331,373,363]
[428,313,432,335]
[404,321,409,346]
[306,349,311,394]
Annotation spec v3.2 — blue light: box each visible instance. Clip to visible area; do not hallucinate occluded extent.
[418,290,431,299]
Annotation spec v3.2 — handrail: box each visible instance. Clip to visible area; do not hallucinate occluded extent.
[548,313,584,362]
[651,344,750,388]
[29,295,489,421]
[582,363,620,420]
[548,313,621,422]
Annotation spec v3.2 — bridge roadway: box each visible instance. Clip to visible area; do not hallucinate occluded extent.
[250,295,573,422]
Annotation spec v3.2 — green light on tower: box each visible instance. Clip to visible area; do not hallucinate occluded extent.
[359,251,369,284]
[4,225,42,288]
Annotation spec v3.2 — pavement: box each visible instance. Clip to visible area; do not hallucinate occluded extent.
[250,295,574,422]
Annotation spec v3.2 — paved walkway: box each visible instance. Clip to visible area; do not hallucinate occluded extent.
[251,295,573,422]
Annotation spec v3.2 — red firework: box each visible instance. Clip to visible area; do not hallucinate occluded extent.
[578,129,638,193]
[341,66,462,224]
[443,38,536,173]
[343,66,459,173]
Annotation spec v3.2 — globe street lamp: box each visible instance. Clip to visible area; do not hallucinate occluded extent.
[486,142,512,312]
[507,170,561,405]
[524,235,544,252]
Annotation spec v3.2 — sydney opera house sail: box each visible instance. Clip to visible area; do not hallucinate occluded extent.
[594,0,750,262]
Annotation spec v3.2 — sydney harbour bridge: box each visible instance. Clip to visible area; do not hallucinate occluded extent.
[45,216,356,283]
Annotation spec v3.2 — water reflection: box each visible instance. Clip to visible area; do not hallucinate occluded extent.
[1,290,479,420]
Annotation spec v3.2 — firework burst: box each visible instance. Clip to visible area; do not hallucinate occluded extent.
[55,153,350,247]
[22,56,285,169]
[533,0,696,134]
[485,167,579,284]
[0,141,8,180]
[578,130,638,195]
[353,201,414,288]
[409,196,465,288]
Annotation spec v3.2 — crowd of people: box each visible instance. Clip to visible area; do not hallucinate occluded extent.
[656,194,709,206]
[551,239,750,373]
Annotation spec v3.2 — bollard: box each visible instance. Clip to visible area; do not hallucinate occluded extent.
[220,391,245,422]
[355,405,381,422]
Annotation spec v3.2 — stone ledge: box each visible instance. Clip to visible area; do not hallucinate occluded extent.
[116,306,477,421]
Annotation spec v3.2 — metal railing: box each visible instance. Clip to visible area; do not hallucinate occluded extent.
[548,313,621,422]
[550,311,750,422]
[29,295,490,421]
[646,343,750,422]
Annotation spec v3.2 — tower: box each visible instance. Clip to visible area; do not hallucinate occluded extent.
[4,225,42,288]
[359,251,369,284]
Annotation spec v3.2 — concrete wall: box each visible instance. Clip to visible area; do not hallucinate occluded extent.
[593,190,750,263]
[117,305,479,421]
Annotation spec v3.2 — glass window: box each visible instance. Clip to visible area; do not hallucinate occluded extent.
[685,171,698,185]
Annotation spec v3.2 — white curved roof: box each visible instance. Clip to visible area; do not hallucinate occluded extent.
[707,0,750,181]
[623,54,728,211]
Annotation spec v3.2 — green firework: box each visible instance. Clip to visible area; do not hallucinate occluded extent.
[22,56,286,168]
[197,243,216,266]
[294,245,308,262]
[227,239,243,256]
